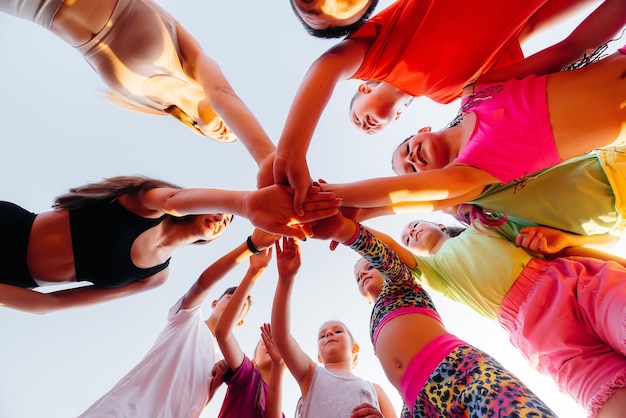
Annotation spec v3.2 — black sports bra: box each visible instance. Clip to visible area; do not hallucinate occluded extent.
[69,199,170,288]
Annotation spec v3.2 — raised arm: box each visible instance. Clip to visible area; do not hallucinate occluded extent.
[260,323,285,418]
[181,230,277,309]
[477,0,626,85]
[175,23,276,170]
[274,39,367,214]
[271,237,316,396]
[137,185,341,239]
[215,248,273,372]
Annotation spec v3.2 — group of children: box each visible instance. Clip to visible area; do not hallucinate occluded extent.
[2,0,626,416]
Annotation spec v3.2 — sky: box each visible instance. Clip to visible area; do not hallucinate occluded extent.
[0,1,622,417]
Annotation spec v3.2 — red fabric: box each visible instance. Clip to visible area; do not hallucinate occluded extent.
[349,0,550,104]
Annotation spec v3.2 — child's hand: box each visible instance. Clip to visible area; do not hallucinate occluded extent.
[250,247,273,270]
[515,225,572,254]
[310,211,355,242]
[260,323,283,366]
[243,184,341,240]
[275,236,302,279]
[209,359,230,401]
[350,403,384,418]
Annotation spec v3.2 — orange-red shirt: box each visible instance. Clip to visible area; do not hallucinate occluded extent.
[349,0,550,104]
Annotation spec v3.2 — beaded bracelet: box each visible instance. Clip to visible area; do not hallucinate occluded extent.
[246,235,262,255]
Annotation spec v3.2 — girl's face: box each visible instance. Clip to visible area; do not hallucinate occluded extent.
[400,221,448,255]
[350,82,402,134]
[253,339,272,368]
[353,258,384,302]
[317,321,355,364]
[190,213,233,242]
[200,116,236,143]
[392,129,451,174]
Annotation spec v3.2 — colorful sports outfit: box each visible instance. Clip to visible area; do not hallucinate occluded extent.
[348,0,550,104]
[79,297,219,418]
[469,147,626,236]
[410,223,626,416]
[454,76,561,183]
[346,225,556,417]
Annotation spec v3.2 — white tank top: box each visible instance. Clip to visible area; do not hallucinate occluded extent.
[0,0,65,28]
[301,365,381,418]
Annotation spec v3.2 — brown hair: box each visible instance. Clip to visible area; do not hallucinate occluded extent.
[53,175,182,210]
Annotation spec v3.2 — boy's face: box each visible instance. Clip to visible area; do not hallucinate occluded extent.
[292,0,371,30]
[211,293,251,326]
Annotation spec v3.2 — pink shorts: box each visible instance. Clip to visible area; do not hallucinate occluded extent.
[499,257,626,417]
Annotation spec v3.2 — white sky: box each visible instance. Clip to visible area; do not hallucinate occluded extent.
[0,1,621,417]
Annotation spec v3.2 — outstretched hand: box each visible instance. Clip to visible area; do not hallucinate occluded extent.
[273,153,313,216]
[275,236,302,280]
[209,359,230,401]
[243,184,341,239]
[260,323,283,366]
[515,225,572,254]
[249,247,273,271]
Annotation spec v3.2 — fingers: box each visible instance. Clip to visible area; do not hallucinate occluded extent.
[293,187,307,217]
[350,403,383,418]
[296,207,341,224]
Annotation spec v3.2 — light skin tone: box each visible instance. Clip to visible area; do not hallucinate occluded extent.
[315,213,626,417]
[214,248,285,418]
[48,0,276,185]
[309,213,449,391]
[0,183,339,314]
[400,219,626,417]
[271,237,397,418]
[275,0,611,214]
[143,230,277,407]
[323,0,626,212]
[291,0,372,30]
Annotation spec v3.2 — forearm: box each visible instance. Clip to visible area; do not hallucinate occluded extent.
[215,267,264,337]
[479,0,626,84]
[0,280,156,314]
[277,42,363,160]
[182,241,253,309]
[327,170,485,208]
[142,187,247,217]
[568,231,619,249]
[277,61,340,160]
[207,88,276,165]
[558,245,626,268]
[265,363,285,418]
